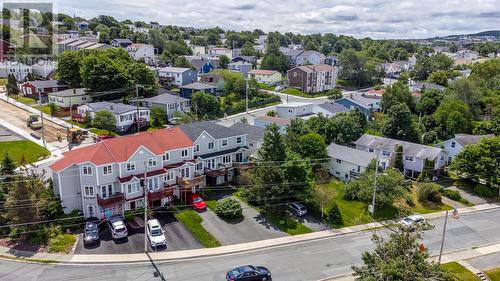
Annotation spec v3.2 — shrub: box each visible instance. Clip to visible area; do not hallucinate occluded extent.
[474,184,497,198]
[326,203,343,226]
[405,193,415,206]
[124,208,144,221]
[442,189,462,201]
[214,197,243,219]
[417,183,442,203]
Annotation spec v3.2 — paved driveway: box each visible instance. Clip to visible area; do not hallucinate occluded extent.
[199,196,287,245]
[74,213,201,254]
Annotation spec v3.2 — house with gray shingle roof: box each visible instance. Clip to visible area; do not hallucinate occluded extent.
[179,121,248,185]
[130,89,191,121]
[354,134,448,178]
[438,134,494,163]
[327,143,389,181]
[229,122,265,158]
[158,67,197,87]
[314,101,350,117]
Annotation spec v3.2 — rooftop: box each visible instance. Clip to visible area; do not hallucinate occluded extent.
[255,116,291,126]
[24,80,67,89]
[159,67,192,73]
[49,88,87,97]
[316,101,350,114]
[181,82,217,90]
[85,101,147,114]
[291,64,335,73]
[249,69,279,76]
[179,121,245,140]
[276,102,313,108]
[140,92,189,105]
[229,122,265,142]
[49,128,193,172]
[354,134,444,160]
[453,134,494,146]
[327,143,376,167]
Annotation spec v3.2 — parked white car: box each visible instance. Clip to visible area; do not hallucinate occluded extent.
[399,215,425,229]
[147,219,166,248]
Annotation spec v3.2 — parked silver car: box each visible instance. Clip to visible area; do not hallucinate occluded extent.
[107,216,128,240]
[287,202,307,217]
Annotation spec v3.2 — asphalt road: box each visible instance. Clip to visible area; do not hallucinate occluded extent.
[2,208,500,281]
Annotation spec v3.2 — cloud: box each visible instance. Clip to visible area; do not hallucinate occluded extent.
[55,0,500,39]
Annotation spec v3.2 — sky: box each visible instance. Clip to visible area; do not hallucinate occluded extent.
[55,0,500,39]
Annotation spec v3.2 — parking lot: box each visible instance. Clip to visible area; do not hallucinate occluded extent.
[74,213,201,254]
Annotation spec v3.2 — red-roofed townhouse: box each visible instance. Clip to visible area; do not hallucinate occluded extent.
[49,128,205,219]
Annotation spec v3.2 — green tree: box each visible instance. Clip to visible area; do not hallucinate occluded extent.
[382,103,418,142]
[433,99,473,136]
[56,51,83,87]
[344,169,405,208]
[6,73,19,95]
[326,88,343,100]
[381,81,415,112]
[282,150,313,202]
[92,110,116,134]
[149,106,166,128]
[338,48,383,87]
[161,39,192,63]
[80,49,131,92]
[1,152,16,176]
[128,62,158,97]
[191,91,219,119]
[394,145,404,171]
[451,136,499,190]
[240,42,256,56]
[219,55,230,69]
[416,89,443,115]
[261,42,289,73]
[352,228,451,281]
[449,78,482,109]
[258,123,286,162]
[412,53,454,80]
[427,70,450,87]
[297,132,327,169]
[173,56,194,68]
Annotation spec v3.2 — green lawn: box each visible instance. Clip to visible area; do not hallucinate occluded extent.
[65,120,87,129]
[441,262,480,281]
[48,234,76,253]
[281,88,328,98]
[486,268,500,281]
[0,140,50,166]
[33,105,51,115]
[89,128,118,137]
[175,210,221,248]
[10,95,37,106]
[258,83,276,91]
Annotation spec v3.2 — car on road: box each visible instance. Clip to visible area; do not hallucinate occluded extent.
[399,215,425,229]
[146,219,167,249]
[107,216,128,240]
[226,265,271,281]
[83,221,100,245]
[188,193,207,212]
[287,202,307,217]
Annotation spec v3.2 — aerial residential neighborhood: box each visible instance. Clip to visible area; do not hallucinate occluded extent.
[0,1,499,281]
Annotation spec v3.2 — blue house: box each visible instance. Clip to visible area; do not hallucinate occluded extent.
[190,58,217,75]
[335,98,371,119]
[180,82,217,99]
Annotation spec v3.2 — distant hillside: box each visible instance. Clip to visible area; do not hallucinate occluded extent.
[470,30,500,37]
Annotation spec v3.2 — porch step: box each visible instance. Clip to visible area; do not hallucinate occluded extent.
[477,272,490,281]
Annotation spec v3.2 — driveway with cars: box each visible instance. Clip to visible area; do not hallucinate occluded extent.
[198,196,287,246]
[74,213,201,254]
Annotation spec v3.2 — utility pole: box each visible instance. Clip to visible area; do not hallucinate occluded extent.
[370,151,380,215]
[136,85,140,133]
[438,210,449,264]
[143,161,149,253]
[70,88,75,128]
[40,111,46,148]
[245,78,249,114]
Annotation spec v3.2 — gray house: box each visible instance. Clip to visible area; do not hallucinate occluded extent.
[158,67,197,87]
[131,89,191,121]
[354,134,448,178]
[49,128,204,218]
[228,61,253,75]
[179,121,248,185]
[228,122,265,158]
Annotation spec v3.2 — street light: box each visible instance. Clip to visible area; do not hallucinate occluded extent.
[143,160,149,253]
[369,145,384,215]
[438,208,459,264]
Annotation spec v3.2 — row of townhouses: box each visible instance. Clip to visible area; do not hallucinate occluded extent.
[49,122,248,219]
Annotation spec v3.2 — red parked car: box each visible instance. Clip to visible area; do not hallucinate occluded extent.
[188,193,207,212]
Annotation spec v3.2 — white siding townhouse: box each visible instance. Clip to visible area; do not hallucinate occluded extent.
[327,143,389,182]
[438,134,494,163]
[127,43,155,65]
[179,121,248,185]
[354,134,448,179]
[49,128,205,218]
[77,102,150,133]
[276,102,314,118]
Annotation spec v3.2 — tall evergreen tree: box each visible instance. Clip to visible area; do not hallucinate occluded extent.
[258,123,286,162]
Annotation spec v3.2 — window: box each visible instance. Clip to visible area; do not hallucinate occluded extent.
[222,155,231,163]
[127,182,141,194]
[196,163,202,171]
[126,162,136,172]
[368,148,374,152]
[451,142,456,148]
[194,144,200,153]
[103,165,112,175]
[163,152,170,161]
[101,184,113,198]
[169,104,175,110]
[208,142,214,149]
[382,151,390,156]
[164,171,174,181]
[148,177,160,191]
[236,137,242,144]
[148,158,157,167]
[336,159,342,164]
[82,166,92,175]
[84,186,95,197]
[181,149,188,158]
[221,139,228,147]
[180,167,190,178]
[404,155,414,161]
[288,109,293,113]
[440,155,445,161]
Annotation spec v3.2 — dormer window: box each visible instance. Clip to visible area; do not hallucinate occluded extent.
[163,152,170,161]
[221,139,228,147]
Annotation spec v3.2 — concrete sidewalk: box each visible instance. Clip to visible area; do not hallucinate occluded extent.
[0,203,497,264]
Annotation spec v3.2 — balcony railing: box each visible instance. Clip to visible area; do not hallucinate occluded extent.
[204,163,233,177]
[176,175,206,188]
[97,192,125,208]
